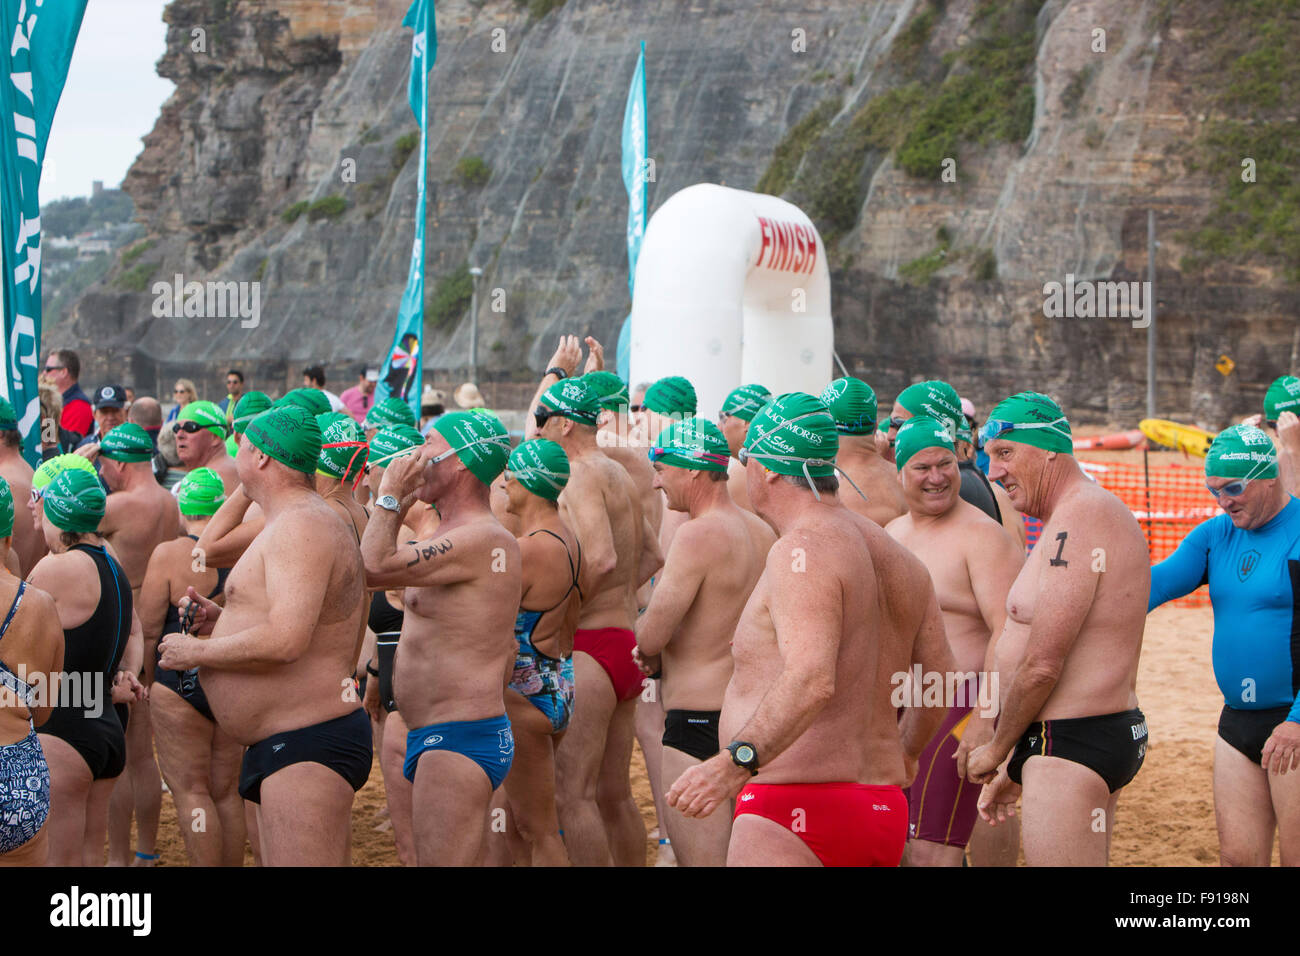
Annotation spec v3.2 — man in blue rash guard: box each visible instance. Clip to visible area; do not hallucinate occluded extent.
[1148,424,1300,866]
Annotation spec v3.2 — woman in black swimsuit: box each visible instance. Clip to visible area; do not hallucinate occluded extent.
[138,467,244,866]
[29,465,144,865]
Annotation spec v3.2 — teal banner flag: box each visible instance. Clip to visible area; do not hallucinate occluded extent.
[376,0,436,417]
[616,41,646,382]
[0,0,89,465]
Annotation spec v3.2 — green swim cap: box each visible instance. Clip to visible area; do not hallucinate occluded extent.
[1264,375,1300,422]
[1206,424,1278,480]
[275,388,332,418]
[896,380,963,435]
[644,376,697,417]
[0,476,12,537]
[245,404,322,475]
[317,415,368,481]
[431,410,511,486]
[507,439,570,501]
[721,384,772,423]
[177,467,226,516]
[743,392,839,479]
[32,453,98,492]
[231,391,273,434]
[0,396,16,431]
[894,415,956,470]
[539,378,601,427]
[43,468,106,533]
[649,417,730,473]
[368,425,424,469]
[99,423,154,463]
[366,397,417,430]
[178,400,227,439]
[982,391,1074,455]
[582,371,629,413]
[821,377,877,435]
[955,416,973,444]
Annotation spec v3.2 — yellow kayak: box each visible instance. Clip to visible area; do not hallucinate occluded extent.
[1139,418,1216,458]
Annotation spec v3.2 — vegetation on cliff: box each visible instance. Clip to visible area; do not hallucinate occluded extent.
[1179,0,1300,283]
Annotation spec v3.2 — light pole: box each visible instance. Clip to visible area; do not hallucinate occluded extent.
[468,265,483,384]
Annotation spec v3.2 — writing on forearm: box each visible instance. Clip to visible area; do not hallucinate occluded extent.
[405,538,453,567]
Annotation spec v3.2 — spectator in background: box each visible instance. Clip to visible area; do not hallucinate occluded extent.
[218,370,245,416]
[37,383,79,460]
[40,349,92,441]
[165,379,198,424]
[339,366,379,424]
[302,364,346,413]
[419,385,446,436]
[128,397,164,452]
[77,385,128,449]
[124,387,136,408]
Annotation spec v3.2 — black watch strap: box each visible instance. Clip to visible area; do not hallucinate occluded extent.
[545,366,568,380]
[727,741,759,776]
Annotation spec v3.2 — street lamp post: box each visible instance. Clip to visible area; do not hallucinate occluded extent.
[468,265,483,384]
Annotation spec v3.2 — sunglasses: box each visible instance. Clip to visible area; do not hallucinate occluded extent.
[888,416,908,430]
[629,404,645,413]
[172,420,206,434]
[43,365,63,373]
[533,406,556,429]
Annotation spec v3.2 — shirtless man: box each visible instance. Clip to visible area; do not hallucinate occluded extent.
[666,393,954,866]
[820,377,904,527]
[719,383,771,514]
[159,405,370,866]
[883,380,1022,544]
[642,375,697,552]
[173,400,239,493]
[960,392,1149,866]
[633,417,774,865]
[1246,375,1300,496]
[313,414,370,658]
[884,416,1023,865]
[360,410,519,866]
[531,375,661,865]
[84,423,181,867]
[0,397,42,574]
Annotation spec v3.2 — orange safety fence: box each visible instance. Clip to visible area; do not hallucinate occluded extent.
[1078,456,1214,608]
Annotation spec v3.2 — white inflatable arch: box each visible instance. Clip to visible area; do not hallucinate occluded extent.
[628,184,834,419]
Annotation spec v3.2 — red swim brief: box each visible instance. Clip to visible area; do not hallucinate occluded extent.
[733,781,908,867]
[573,627,644,702]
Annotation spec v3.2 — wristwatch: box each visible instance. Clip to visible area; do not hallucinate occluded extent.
[726,741,759,776]
[545,366,569,380]
[375,494,401,513]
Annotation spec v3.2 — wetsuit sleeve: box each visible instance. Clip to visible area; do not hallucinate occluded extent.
[1148,518,1213,611]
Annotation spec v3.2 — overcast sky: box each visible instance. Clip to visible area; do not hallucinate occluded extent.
[41,0,173,201]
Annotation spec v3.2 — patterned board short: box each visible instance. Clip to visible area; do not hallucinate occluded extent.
[0,729,50,854]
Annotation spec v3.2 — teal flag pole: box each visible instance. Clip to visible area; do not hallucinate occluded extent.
[0,0,89,465]
[616,41,647,382]
[376,0,436,419]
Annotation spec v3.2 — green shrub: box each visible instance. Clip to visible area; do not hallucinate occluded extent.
[969,247,997,280]
[455,156,491,188]
[121,239,156,266]
[306,195,347,222]
[281,201,309,224]
[392,131,419,170]
[427,263,474,330]
[757,96,842,196]
[114,261,158,292]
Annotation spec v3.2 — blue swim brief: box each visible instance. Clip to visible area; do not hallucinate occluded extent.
[404,714,514,790]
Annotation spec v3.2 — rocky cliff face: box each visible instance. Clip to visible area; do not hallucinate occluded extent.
[53,0,1299,426]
